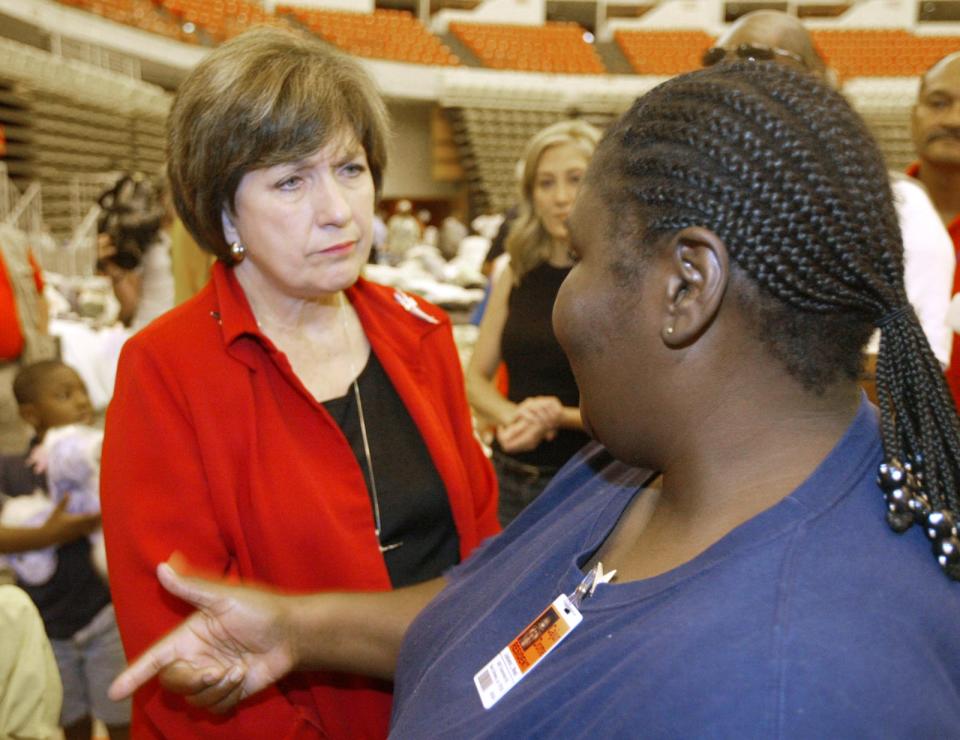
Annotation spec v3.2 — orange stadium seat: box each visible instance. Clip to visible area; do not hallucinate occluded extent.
[153,0,283,42]
[449,21,606,74]
[46,1,960,79]
[614,30,715,76]
[812,30,960,79]
[278,5,460,65]
[55,0,197,43]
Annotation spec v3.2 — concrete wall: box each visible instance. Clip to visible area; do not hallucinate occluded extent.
[383,101,462,199]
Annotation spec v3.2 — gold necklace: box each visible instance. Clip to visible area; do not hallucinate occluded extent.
[339,293,403,554]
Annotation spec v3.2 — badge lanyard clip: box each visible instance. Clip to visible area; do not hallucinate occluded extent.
[473,563,617,709]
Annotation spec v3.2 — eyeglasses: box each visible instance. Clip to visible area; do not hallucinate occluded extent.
[701,44,808,68]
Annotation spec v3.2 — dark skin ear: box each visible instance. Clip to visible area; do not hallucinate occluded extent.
[659,226,729,346]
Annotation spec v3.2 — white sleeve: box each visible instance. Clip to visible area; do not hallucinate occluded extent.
[892,177,955,368]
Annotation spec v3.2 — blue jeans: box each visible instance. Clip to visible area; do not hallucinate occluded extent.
[50,603,131,727]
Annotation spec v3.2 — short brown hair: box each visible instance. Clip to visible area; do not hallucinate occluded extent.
[167,27,390,261]
[13,359,71,405]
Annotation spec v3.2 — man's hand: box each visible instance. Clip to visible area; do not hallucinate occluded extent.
[108,560,297,713]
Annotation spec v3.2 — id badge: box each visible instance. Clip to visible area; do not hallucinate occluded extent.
[473,593,583,709]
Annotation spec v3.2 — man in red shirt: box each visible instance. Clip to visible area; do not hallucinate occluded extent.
[909,51,960,409]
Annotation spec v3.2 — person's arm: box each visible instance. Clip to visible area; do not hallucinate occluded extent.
[0,585,63,739]
[466,262,518,428]
[558,406,583,430]
[101,264,143,327]
[108,561,444,712]
[0,497,100,554]
[97,234,143,326]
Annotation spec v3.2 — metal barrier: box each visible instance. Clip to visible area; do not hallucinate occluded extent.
[57,204,101,278]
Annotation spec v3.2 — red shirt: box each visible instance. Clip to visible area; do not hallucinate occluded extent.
[907,163,960,409]
[101,263,499,739]
[0,250,44,361]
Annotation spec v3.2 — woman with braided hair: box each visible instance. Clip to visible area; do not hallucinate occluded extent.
[109,62,960,735]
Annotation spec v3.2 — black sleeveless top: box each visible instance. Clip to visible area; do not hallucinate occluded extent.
[323,352,460,588]
[497,261,590,468]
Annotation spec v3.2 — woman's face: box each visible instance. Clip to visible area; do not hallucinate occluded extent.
[553,182,662,464]
[223,131,375,302]
[532,142,590,243]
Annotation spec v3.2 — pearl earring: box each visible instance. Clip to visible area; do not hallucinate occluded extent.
[665,326,675,335]
[230,241,246,263]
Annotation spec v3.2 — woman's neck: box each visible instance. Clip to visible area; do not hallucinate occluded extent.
[235,265,342,335]
[603,375,861,583]
[657,384,859,531]
[545,238,571,267]
[238,269,370,402]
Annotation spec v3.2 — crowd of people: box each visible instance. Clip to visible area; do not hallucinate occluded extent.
[0,12,958,739]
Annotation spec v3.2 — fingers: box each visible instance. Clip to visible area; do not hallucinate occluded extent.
[515,397,562,429]
[206,678,247,714]
[496,421,543,453]
[48,497,70,517]
[157,562,226,612]
[108,633,180,700]
[158,660,224,695]
[159,661,246,712]
[177,664,247,713]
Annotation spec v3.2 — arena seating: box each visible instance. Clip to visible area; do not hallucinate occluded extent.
[614,30,715,75]
[278,6,460,65]
[158,0,287,43]
[449,21,607,74]
[15,1,960,233]
[812,29,960,79]
[54,0,200,44]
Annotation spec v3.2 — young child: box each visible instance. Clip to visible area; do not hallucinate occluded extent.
[11,421,110,581]
[0,359,131,740]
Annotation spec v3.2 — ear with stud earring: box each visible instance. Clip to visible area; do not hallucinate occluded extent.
[230,241,246,263]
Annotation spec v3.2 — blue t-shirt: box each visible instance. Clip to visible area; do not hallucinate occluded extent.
[391,401,960,737]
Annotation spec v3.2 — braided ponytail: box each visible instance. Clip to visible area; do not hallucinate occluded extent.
[596,61,960,579]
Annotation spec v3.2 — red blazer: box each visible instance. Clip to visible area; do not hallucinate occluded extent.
[101,263,499,739]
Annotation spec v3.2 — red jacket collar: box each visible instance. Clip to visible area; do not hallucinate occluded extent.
[208,261,448,369]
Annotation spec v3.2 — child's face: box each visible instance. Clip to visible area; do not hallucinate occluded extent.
[24,366,94,432]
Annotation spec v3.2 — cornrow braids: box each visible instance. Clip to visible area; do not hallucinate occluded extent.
[594,61,960,579]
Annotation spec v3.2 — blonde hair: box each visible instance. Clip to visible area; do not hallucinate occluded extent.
[506,120,601,282]
[167,27,390,261]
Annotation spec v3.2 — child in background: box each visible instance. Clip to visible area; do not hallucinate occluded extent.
[0,359,131,740]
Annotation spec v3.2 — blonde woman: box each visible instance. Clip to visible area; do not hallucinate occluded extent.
[466,120,601,526]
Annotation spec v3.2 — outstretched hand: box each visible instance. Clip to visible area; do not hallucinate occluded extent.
[108,560,297,713]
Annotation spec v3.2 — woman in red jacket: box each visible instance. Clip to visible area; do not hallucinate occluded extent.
[99,28,499,740]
